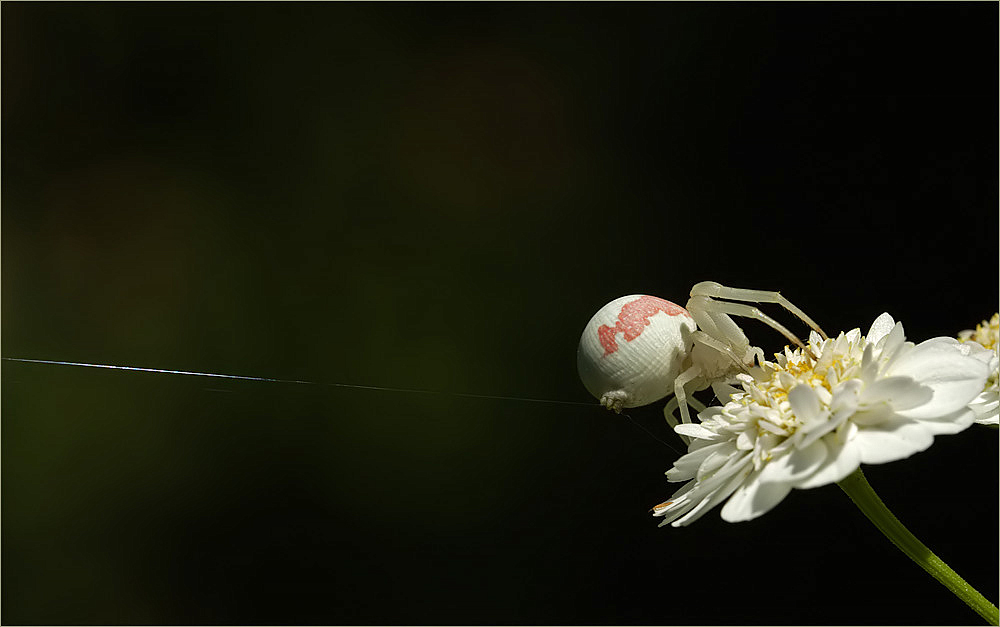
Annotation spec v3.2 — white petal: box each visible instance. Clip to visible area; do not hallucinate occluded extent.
[711,381,743,404]
[866,313,896,345]
[652,480,696,515]
[860,344,879,383]
[674,422,718,440]
[736,429,755,451]
[835,419,858,446]
[759,419,789,436]
[974,412,999,426]
[795,436,862,489]
[965,341,997,365]
[667,454,753,526]
[799,402,855,449]
[971,392,999,425]
[914,407,978,435]
[687,434,721,453]
[852,416,935,465]
[666,441,729,481]
[788,384,822,425]
[720,473,794,523]
[777,371,797,390]
[691,450,752,496]
[697,448,738,480]
[830,379,862,412]
[673,464,752,527]
[655,492,700,526]
[851,403,895,426]
[889,338,990,420]
[759,439,828,485]
[877,323,907,364]
[859,376,932,410]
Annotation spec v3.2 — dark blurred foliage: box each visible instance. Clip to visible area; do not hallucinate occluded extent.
[2,3,997,625]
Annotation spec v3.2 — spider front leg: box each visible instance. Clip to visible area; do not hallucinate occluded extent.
[690,281,828,341]
[688,294,810,353]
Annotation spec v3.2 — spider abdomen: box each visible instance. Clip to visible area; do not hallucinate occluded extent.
[577,295,696,411]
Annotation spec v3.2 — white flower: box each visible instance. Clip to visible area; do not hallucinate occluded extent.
[958,313,999,426]
[653,313,991,527]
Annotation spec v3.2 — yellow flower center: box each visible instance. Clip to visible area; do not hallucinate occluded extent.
[959,313,1000,351]
[724,333,868,444]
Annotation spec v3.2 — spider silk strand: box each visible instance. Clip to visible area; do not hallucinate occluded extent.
[3,357,688,451]
[1,357,595,407]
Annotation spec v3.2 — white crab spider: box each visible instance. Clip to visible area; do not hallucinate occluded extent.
[577,281,827,431]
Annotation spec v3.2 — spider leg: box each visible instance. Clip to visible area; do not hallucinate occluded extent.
[672,364,703,426]
[664,397,679,428]
[689,296,808,351]
[690,328,754,372]
[663,398,688,446]
[691,281,828,340]
[664,385,709,447]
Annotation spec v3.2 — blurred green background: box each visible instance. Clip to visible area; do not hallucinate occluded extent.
[3,3,997,625]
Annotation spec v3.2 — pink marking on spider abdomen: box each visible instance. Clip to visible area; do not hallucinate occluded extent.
[598,296,689,356]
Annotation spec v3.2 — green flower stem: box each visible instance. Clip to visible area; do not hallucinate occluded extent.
[838,468,999,625]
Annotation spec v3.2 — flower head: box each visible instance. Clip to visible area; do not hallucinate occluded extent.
[653,313,991,527]
[957,313,999,425]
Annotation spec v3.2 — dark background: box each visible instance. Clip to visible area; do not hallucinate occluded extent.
[3,3,997,625]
